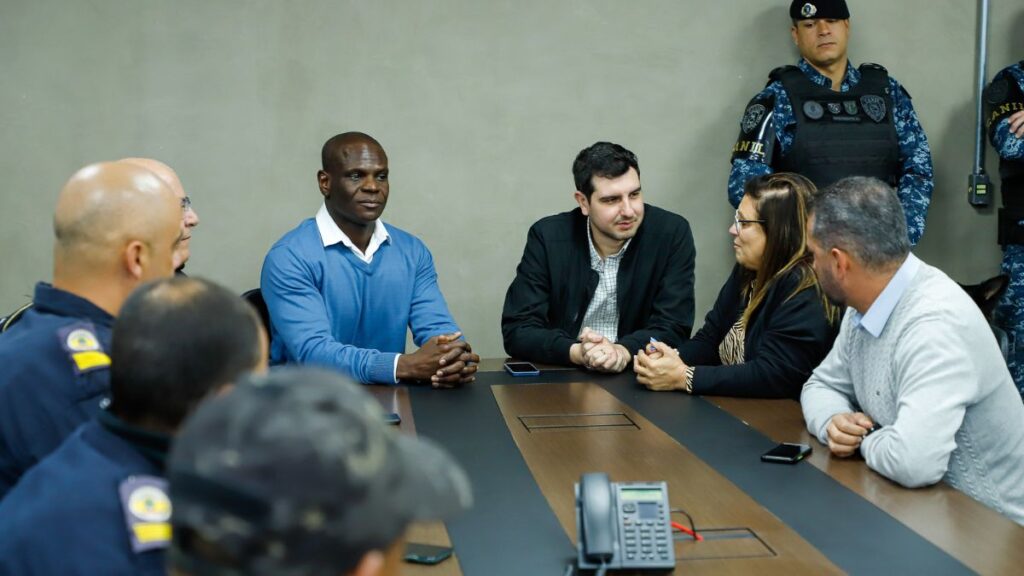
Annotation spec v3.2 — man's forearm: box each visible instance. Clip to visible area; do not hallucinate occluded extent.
[504,326,575,366]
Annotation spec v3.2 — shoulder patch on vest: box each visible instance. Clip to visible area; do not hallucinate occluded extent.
[860,95,887,123]
[57,323,110,374]
[119,476,172,553]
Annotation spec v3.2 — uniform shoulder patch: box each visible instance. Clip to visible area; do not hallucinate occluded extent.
[119,475,172,553]
[860,95,887,122]
[732,94,777,163]
[741,102,768,134]
[57,323,110,374]
[985,70,1024,130]
[986,78,1010,105]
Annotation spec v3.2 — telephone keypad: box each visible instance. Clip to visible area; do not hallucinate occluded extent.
[614,484,675,569]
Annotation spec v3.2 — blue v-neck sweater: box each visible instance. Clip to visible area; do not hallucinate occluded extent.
[261,218,460,384]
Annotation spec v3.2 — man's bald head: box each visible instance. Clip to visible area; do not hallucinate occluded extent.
[53,161,182,295]
[118,158,183,197]
[321,132,386,172]
[118,158,199,270]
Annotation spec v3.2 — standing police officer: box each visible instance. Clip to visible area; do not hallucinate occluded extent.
[0,161,182,497]
[987,60,1024,395]
[729,0,934,244]
[0,277,266,575]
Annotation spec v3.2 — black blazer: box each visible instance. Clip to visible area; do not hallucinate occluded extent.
[680,264,839,399]
[502,205,696,365]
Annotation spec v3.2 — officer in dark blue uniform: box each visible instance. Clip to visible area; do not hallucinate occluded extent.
[0,277,266,575]
[729,0,934,244]
[0,284,114,495]
[987,60,1024,396]
[0,161,182,497]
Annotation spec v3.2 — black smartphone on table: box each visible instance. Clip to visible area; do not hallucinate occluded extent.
[403,542,454,565]
[761,442,812,464]
[504,361,540,377]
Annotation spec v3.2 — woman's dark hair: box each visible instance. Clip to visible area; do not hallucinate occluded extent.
[741,173,839,325]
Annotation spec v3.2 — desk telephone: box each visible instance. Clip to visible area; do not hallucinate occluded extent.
[575,472,675,572]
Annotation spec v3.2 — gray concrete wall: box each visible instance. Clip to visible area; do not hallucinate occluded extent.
[1,0,1020,357]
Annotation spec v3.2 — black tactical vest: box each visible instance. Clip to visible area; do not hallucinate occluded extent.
[989,61,1024,202]
[1001,148,1024,201]
[772,64,900,189]
[986,62,1024,246]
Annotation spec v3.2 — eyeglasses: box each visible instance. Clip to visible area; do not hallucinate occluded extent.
[734,210,765,230]
[181,196,193,213]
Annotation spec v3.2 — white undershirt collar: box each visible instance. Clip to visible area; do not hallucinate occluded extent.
[315,203,390,264]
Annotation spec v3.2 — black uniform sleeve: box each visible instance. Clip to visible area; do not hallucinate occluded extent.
[986,68,1024,145]
[731,93,777,165]
[501,224,578,365]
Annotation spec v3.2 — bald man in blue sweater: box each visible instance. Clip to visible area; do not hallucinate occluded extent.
[261,132,478,385]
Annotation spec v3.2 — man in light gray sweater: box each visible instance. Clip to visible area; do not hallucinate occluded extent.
[802,176,1024,525]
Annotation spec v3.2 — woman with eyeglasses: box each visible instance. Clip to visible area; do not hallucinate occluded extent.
[634,173,840,398]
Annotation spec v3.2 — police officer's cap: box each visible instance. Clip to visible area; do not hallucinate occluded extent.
[790,0,850,20]
[167,367,473,576]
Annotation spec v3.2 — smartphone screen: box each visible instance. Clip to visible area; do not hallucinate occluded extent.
[403,542,453,565]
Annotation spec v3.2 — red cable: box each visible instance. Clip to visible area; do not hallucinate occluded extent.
[671,521,703,542]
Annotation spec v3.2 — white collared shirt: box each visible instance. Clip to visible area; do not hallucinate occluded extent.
[580,219,631,342]
[315,203,390,263]
[314,203,400,381]
[851,253,921,338]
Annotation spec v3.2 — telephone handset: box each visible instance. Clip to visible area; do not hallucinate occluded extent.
[579,473,615,562]
[575,472,675,572]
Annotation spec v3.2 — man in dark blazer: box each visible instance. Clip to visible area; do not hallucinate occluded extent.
[502,142,696,372]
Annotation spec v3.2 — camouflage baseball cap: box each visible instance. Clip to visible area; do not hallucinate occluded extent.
[167,367,472,576]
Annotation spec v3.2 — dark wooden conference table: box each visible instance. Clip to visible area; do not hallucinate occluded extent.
[373,360,1024,576]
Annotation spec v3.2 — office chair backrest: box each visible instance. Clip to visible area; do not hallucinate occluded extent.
[241,288,271,338]
[958,274,1010,362]
[0,302,33,333]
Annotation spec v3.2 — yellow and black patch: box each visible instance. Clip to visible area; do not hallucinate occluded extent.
[57,323,110,375]
[71,351,111,372]
[119,476,173,553]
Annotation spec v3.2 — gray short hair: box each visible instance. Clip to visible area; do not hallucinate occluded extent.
[810,177,910,270]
